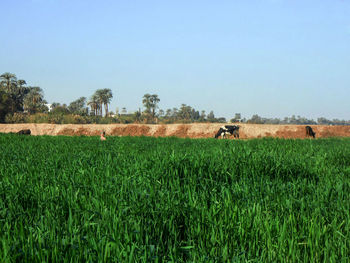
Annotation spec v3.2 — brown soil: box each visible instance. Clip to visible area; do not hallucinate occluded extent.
[0,123,349,139]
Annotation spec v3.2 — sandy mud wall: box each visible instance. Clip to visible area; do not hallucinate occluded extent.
[0,123,349,138]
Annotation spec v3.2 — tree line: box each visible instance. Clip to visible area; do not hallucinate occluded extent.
[242,114,350,125]
[1,72,349,125]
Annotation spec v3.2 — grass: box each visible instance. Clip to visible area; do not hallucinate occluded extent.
[0,134,350,262]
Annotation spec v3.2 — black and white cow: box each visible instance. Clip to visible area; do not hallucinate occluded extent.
[305,126,316,138]
[215,125,239,139]
[17,129,31,135]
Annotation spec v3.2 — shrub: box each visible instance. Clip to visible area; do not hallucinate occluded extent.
[5,112,27,123]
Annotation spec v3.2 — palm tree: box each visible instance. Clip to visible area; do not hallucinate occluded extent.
[142,93,152,115]
[93,89,113,117]
[23,87,45,114]
[88,94,100,116]
[142,94,160,121]
[95,89,104,116]
[0,72,17,93]
[150,94,160,119]
[101,88,113,117]
[14,79,28,111]
[17,79,26,89]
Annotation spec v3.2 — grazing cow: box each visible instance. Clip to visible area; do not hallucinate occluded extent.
[305,126,316,138]
[17,129,31,135]
[215,125,239,139]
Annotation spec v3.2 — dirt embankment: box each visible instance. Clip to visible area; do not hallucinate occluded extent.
[1,123,350,139]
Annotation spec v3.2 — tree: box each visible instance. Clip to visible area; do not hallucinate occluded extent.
[133,109,142,122]
[23,87,47,114]
[248,114,263,124]
[150,94,160,119]
[172,108,179,120]
[200,110,206,122]
[51,104,70,115]
[0,90,13,122]
[88,94,100,116]
[0,73,31,113]
[51,102,61,110]
[94,89,104,116]
[179,104,192,121]
[207,111,215,122]
[230,113,241,123]
[142,94,160,122]
[142,94,152,116]
[165,109,172,118]
[216,117,226,123]
[0,72,17,93]
[317,117,330,125]
[68,97,87,115]
[192,109,200,121]
[93,89,113,117]
[102,89,113,117]
[12,79,30,112]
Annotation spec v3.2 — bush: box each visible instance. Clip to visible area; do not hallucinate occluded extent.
[5,112,27,123]
[26,113,49,123]
[48,114,64,124]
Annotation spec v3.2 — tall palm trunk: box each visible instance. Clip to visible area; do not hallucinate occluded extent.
[105,103,108,117]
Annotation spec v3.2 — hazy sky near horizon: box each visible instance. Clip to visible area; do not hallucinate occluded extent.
[1,0,349,120]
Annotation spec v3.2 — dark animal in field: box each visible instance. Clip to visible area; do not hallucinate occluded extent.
[17,129,31,135]
[305,126,316,138]
[215,125,239,139]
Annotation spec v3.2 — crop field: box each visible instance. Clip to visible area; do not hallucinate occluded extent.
[1,134,350,262]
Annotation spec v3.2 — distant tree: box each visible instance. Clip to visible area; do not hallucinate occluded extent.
[0,73,31,113]
[88,94,100,116]
[14,79,30,112]
[172,108,179,120]
[23,87,47,114]
[248,114,263,124]
[0,90,13,122]
[92,89,113,117]
[289,115,297,124]
[102,89,113,117]
[142,94,160,122]
[68,97,87,115]
[192,109,200,121]
[165,109,172,119]
[207,111,215,122]
[50,103,68,114]
[200,110,206,121]
[0,72,17,93]
[179,104,192,121]
[317,117,330,125]
[51,102,61,110]
[134,109,142,122]
[282,117,289,124]
[216,117,226,123]
[231,113,241,123]
[94,89,104,116]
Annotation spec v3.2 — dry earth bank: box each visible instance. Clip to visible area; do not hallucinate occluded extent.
[1,123,350,138]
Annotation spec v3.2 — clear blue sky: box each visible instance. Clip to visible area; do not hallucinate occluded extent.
[1,0,349,120]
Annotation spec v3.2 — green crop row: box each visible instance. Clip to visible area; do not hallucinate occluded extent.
[0,134,350,262]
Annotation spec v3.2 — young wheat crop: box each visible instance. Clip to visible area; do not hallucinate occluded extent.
[0,134,349,262]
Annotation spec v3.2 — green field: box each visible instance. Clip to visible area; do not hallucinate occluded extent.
[1,135,350,262]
